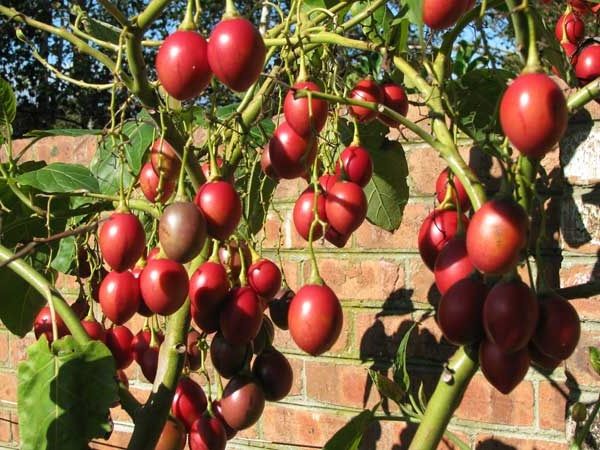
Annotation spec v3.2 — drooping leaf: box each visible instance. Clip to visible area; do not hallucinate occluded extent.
[363,140,409,232]
[122,120,155,174]
[323,409,375,450]
[16,163,99,194]
[369,369,405,405]
[0,267,44,337]
[25,129,103,138]
[589,347,600,376]
[393,322,417,391]
[50,236,76,274]
[0,77,16,129]
[18,336,118,450]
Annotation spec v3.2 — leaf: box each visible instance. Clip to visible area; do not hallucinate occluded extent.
[50,236,76,274]
[0,267,44,337]
[350,2,392,46]
[363,140,409,231]
[18,336,118,450]
[17,163,99,194]
[25,129,103,138]
[323,409,375,450]
[122,120,156,174]
[405,0,423,26]
[0,77,16,129]
[393,322,417,391]
[589,347,600,376]
[83,17,121,45]
[238,159,277,238]
[368,369,405,405]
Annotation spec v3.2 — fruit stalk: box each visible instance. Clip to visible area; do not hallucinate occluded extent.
[407,347,478,450]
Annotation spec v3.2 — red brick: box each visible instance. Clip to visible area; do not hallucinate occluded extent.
[474,434,567,450]
[560,263,600,320]
[261,404,348,447]
[405,257,438,304]
[90,428,132,449]
[0,332,9,367]
[305,362,377,409]
[0,371,17,403]
[407,146,451,196]
[355,202,431,250]
[286,356,304,397]
[54,273,79,295]
[456,374,534,426]
[565,328,600,387]
[303,258,404,301]
[9,332,35,368]
[34,135,97,166]
[408,316,456,363]
[0,409,13,443]
[273,178,304,202]
[539,381,569,431]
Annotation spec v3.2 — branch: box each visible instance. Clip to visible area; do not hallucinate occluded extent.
[49,192,161,219]
[136,0,175,31]
[567,77,600,112]
[264,31,382,52]
[0,244,89,344]
[98,0,129,27]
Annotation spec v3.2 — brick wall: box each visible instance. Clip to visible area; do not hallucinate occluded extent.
[0,100,598,449]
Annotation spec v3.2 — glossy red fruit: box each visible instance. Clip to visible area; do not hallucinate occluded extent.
[187,330,203,371]
[562,41,579,65]
[325,181,367,235]
[283,81,328,137]
[423,0,468,29]
[418,209,469,271]
[529,342,562,371]
[437,277,486,345]
[220,376,266,430]
[172,377,208,431]
[131,266,153,317]
[98,212,145,272]
[268,288,294,330]
[220,287,263,346]
[105,325,134,370]
[555,13,585,44]
[210,332,252,378]
[156,31,211,100]
[483,279,539,353]
[34,306,69,342]
[189,262,229,333]
[379,83,409,127]
[70,298,89,320]
[434,237,475,295]
[194,181,242,240]
[189,416,227,450]
[466,198,528,275]
[155,417,187,450]
[207,18,266,92]
[252,348,293,401]
[532,293,580,360]
[139,162,175,203]
[480,340,530,394]
[575,44,600,85]
[150,139,181,180]
[499,73,568,158]
[293,187,327,241]
[81,318,106,342]
[140,258,189,316]
[99,271,141,325]
[252,316,274,355]
[319,174,338,193]
[248,259,282,301]
[159,202,207,263]
[260,147,279,179]
[268,122,317,180]
[140,344,159,382]
[288,284,343,356]
[349,79,383,123]
[335,146,373,187]
[435,168,471,212]
[131,329,164,365]
[211,400,237,439]
[324,227,351,248]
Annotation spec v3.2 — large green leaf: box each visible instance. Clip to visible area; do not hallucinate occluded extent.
[0,268,44,337]
[25,129,103,138]
[323,409,375,450]
[50,236,76,274]
[0,77,16,129]
[350,2,393,46]
[122,120,155,174]
[406,0,423,26]
[18,336,118,450]
[369,369,405,406]
[363,140,409,232]
[393,322,417,392]
[16,163,99,194]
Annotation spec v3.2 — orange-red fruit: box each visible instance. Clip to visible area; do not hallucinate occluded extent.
[105,325,134,370]
[325,181,367,235]
[194,181,242,241]
[150,139,181,180]
[34,306,69,342]
[283,81,328,137]
[379,83,409,127]
[480,339,530,394]
[575,44,600,85]
[189,262,229,333]
[423,0,469,30]
[139,259,189,316]
[156,31,211,101]
[81,318,106,342]
[98,212,145,272]
[466,198,528,275]
[219,287,263,346]
[155,417,187,450]
[532,293,580,361]
[335,146,373,188]
[247,259,282,300]
[349,79,383,123]
[293,187,327,241]
[99,271,141,325]
[499,73,568,158]
[555,13,585,44]
[435,168,471,212]
[434,237,475,295]
[171,377,208,432]
[139,162,175,203]
[288,284,343,356]
[418,209,469,271]
[189,416,227,450]
[268,122,317,179]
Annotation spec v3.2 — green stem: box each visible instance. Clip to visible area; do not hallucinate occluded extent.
[515,155,536,212]
[63,192,160,218]
[264,31,382,52]
[224,0,240,18]
[573,395,600,448]
[179,0,196,31]
[523,3,541,72]
[505,0,528,63]
[0,244,89,344]
[98,0,129,27]
[408,347,478,450]
[567,77,600,111]
[136,0,175,30]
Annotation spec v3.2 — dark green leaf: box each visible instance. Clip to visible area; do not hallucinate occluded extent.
[589,347,600,376]
[122,120,156,174]
[368,369,405,405]
[83,17,121,45]
[249,118,276,148]
[364,140,409,231]
[50,236,76,274]
[17,163,99,194]
[323,409,375,450]
[393,322,417,391]
[0,77,16,129]
[91,137,133,195]
[25,129,102,138]
[0,267,44,337]
[18,336,118,450]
